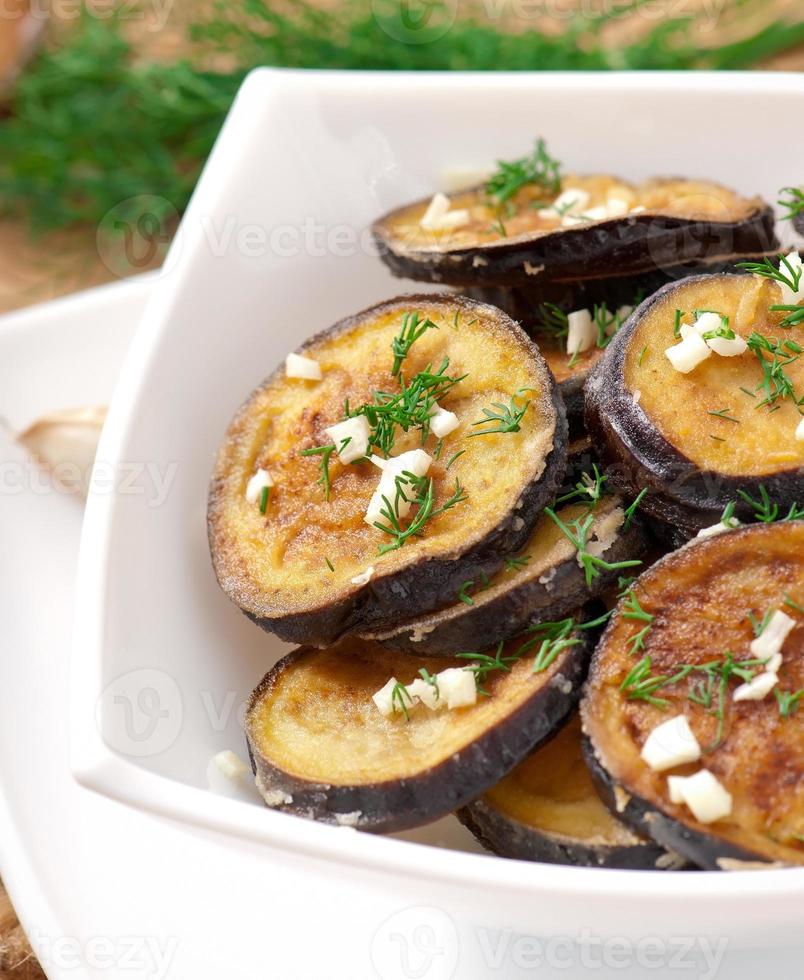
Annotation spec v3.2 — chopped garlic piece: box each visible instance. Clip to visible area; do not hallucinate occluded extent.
[581,205,608,221]
[407,677,441,711]
[765,652,783,674]
[750,609,796,661]
[606,197,629,217]
[420,192,470,231]
[365,449,433,527]
[245,467,274,503]
[372,678,401,717]
[696,517,741,539]
[667,770,732,824]
[584,506,625,561]
[733,670,778,702]
[706,333,747,357]
[437,667,477,709]
[796,416,804,442]
[429,402,459,438]
[350,566,374,586]
[325,416,370,464]
[778,251,804,305]
[566,309,596,355]
[665,331,711,373]
[211,749,250,781]
[286,352,322,381]
[550,188,590,217]
[693,311,724,336]
[641,715,701,772]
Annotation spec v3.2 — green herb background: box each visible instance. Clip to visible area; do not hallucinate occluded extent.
[2,0,803,234]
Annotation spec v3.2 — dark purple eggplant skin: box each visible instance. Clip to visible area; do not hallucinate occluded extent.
[246,638,590,834]
[209,293,569,648]
[583,274,804,536]
[580,736,777,871]
[365,512,647,658]
[373,201,778,288]
[456,797,676,870]
[463,255,779,332]
[794,212,804,238]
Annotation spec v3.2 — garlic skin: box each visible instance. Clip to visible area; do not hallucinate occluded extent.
[16,406,107,496]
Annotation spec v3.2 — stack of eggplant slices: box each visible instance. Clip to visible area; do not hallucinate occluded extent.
[208,141,804,871]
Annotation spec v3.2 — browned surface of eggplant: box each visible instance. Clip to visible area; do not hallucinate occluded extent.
[363,496,646,657]
[582,522,804,868]
[458,715,676,869]
[373,177,776,288]
[209,294,567,647]
[246,635,589,832]
[585,273,804,533]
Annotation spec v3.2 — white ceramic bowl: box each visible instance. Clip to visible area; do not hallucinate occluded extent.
[71,69,804,967]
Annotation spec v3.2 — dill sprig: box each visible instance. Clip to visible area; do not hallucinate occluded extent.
[374,475,468,555]
[527,619,582,673]
[769,305,804,328]
[779,187,804,222]
[391,681,414,720]
[775,688,804,719]
[353,357,466,456]
[299,444,337,500]
[536,303,569,340]
[621,652,767,748]
[505,555,531,572]
[469,389,532,437]
[456,641,518,695]
[745,333,803,409]
[259,486,271,514]
[485,138,561,205]
[391,312,438,378]
[554,465,607,507]
[737,255,803,293]
[621,589,654,655]
[545,507,642,587]
[623,489,648,531]
[737,484,804,523]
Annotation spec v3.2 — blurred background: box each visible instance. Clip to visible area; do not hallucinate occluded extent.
[0,0,802,317]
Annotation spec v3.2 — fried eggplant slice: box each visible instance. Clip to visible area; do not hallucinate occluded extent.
[209,294,566,646]
[582,522,804,868]
[373,176,776,288]
[585,272,804,535]
[458,715,677,869]
[246,634,590,832]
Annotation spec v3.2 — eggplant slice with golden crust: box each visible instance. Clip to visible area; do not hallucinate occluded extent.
[209,294,567,647]
[363,495,647,657]
[585,273,804,536]
[373,177,776,288]
[458,715,679,869]
[246,634,590,832]
[582,522,804,868]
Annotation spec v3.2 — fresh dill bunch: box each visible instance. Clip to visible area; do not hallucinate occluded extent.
[4,2,804,232]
